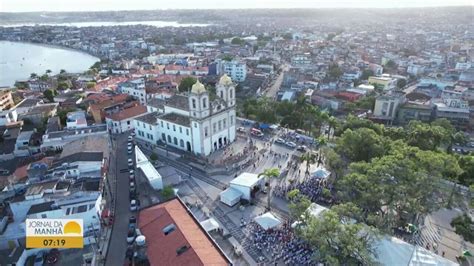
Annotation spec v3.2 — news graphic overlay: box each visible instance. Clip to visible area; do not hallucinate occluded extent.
[26,219,84,248]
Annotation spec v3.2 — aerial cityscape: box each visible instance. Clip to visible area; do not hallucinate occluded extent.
[0,1,473,266]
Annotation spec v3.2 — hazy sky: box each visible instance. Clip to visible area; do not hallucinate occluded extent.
[1,0,473,12]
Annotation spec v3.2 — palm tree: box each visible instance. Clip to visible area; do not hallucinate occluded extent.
[45,69,52,74]
[30,73,37,79]
[327,116,338,139]
[258,168,281,211]
[60,69,67,74]
[317,136,328,166]
[300,152,317,176]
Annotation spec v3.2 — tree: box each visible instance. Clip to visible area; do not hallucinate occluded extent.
[336,128,388,162]
[150,153,158,162]
[360,69,374,80]
[337,143,462,231]
[178,77,197,92]
[450,214,474,243]
[322,147,344,179]
[43,89,56,103]
[57,81,70,90]
[299,204,378,265]
[327,116,338,139]
[396,78,407,89]
[57,108,75,126]
[231,37,245,45]
[40,74,49,81]
[405,120,447,151]
[287,189,312,222]
[258,168,281,210]
[282,32,293,40]
[45,69,52,74]
[30,73,37,79]
[300,152,317,176]
[60,69,66,74]
[222,55,233,61]
[457,155,474,187]
[160,186,175,200]
[328,64,343,80]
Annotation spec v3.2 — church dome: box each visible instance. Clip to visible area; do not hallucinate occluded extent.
[218,74,233,86]
[191,79,206,94]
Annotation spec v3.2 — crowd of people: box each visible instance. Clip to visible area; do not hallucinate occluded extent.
[244,221,314,265]
[273,175,329,202]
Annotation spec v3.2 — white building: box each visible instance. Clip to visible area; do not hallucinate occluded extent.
[133,75,236,156]
[135,146,163,190]
[218,60,247,82]
[66,111,88,129]
[407,64,425,76]
[118,78,147,104]
[106,105,147,134]
[373,93,406,123]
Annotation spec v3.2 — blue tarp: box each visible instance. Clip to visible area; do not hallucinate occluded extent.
[259,124,270,129]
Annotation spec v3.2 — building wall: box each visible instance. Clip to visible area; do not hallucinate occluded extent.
[134,120,159,145]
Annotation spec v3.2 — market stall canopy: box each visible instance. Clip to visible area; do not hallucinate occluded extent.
[200,218,220,232]
[254,212,281,230]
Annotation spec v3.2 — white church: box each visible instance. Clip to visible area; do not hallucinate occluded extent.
[133,74,237,156]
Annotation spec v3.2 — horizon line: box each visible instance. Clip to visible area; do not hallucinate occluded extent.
[1,5,473,13]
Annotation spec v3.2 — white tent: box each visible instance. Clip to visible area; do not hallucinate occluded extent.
[254,212,281,230]
[220,188,242,206]
[374,236,458,266]
[311,167,330,179]
[200,218,220,232]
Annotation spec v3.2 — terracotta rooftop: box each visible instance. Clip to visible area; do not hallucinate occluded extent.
[108,105,147,121]
[138,198,231,266]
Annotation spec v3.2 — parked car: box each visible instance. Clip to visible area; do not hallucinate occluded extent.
[128,136,133,141]
[129,216,137,226]
[237,127,246,133]
[129,173,135,181]
[130,182,135,190]
[128,158,133,167]
[126,228,136,243]
[130,199,138,211]
[285,141,297,148]
[296,145,307,152]
[127,146,132,154]
[275,138,285,144]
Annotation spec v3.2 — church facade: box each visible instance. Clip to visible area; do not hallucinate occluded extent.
[133,75,236,156]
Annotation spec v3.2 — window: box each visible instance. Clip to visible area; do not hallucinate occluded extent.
[162,133,166,141]
[223,118,226,128]
[230,89,233,98]
[220,91,224,98]
[167,123,170,129]
[66,208,71,215]
[173,125,176,132]
[192,98,196,109]
[204,127,208,137]
[179,127,182,133]
[149,125,152,130]
[160,121,163,127]
[41,214,47,218]
[213,123,216,133]
[167,135,171,143]
[194,123,197,128]
[180,139,184,147]
[218,121,222,131]
[127,121,131,125]
[173,137,178,145]
[203,98,207,108]
[137,122,140,127]
[143,123,146,128]
[186,129,189,135]
[231,115,234,125]
[77,205,88,213]
[163,224,176,235]
[176,245,189,255]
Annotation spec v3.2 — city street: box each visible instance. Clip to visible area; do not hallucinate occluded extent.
[105,133,132,266]
[263,63,289,99]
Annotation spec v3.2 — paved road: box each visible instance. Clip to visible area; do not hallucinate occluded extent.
[105,133,132,266]
[263,64,289,99]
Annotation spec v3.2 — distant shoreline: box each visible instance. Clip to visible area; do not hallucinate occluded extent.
[0,40,100,62]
